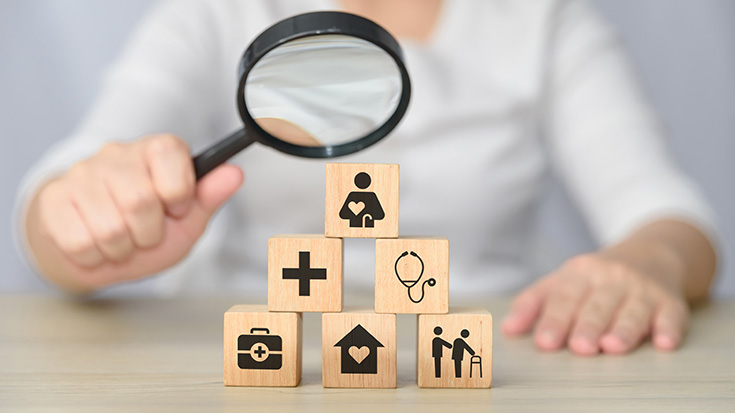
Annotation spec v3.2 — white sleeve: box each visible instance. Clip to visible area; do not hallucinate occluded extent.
[543,0,719,246]
[13,0,229,272]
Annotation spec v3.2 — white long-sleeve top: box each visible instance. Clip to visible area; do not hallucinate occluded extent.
[15,0,716,297]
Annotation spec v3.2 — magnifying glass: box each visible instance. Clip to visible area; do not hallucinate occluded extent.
[192,11,412,180]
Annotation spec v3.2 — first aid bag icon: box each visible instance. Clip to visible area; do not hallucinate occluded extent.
[238,328,283,370]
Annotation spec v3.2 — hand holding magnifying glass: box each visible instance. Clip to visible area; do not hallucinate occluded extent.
[25,12,411,293]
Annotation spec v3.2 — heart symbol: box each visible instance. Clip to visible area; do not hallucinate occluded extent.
[348,346,370,364]
[348,201,365,216]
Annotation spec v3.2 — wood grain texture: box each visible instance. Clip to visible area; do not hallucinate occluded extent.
[2,295,734,412]
[224,305,302,387]
[324,163,399,238]
[375,237,449,314]
[322,308,397,388]
[417,308,492,388]
[268,235,343,312]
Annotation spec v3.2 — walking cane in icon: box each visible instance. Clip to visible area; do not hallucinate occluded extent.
[469,355,482,378]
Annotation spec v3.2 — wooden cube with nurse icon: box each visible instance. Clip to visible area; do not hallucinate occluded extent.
[325,163,399,238]
[417,309,493,388]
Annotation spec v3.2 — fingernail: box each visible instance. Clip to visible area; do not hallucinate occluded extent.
[570,334,598,355]
[654,334,678,351]
[537,330,558,347]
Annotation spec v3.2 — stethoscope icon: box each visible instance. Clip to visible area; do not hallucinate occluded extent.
[395,251,436,304]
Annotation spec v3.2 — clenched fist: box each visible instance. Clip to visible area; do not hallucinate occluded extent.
[25,134,243,293]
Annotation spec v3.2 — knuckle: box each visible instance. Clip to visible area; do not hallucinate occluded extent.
[67,161,93,180]
[94,221,129,244]
[60,236,97,257]
[99,141,126,157]
[606,262,635,282]
[563,254,600,274]
[38,181,63,208]
[159,184,191,205]
[119,189,159,215]
[147,134,189,155]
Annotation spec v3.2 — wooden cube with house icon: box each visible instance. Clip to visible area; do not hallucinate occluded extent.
[322,308,397,388]
[224,305,302,387]
[324,163,400,239]
[268,235,343,313]
[417,308,493,388]
[375,236,449,314]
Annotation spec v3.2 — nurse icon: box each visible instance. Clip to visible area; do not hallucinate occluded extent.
[339,172,385,228]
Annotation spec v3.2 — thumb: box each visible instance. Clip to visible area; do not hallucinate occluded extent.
[195,163,244,213]
[178,164,244,236]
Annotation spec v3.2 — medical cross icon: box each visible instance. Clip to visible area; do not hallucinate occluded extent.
[253,345,267,359]
[282,251,327,296]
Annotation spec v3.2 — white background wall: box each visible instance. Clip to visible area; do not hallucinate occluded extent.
[1,0,733,295]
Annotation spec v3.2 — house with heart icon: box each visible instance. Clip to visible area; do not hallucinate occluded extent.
[334,324,384,374]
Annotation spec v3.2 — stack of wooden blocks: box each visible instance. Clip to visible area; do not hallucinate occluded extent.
[224,163,493,388]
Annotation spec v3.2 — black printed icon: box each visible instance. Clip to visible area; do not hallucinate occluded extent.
[237,328,282,370]
[282,251,327,296]
[395,251,436,303]
[432,327,482,378]
[339,172,385,228]
[334,324,384,374]
[432,326,452,378]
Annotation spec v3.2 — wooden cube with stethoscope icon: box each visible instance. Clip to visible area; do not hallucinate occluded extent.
[375,237,449,314]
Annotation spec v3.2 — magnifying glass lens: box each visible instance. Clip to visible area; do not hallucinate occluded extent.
[244,34,402,148]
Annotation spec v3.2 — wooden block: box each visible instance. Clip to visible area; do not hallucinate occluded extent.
[322,309,397,388]
[375,237,449,314]
[417,309,493,388]
[324,163,399,238]
[224,305,302,387]
[268,235,343,312]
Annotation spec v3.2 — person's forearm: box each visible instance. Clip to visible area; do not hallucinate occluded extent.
[599,219,717,304]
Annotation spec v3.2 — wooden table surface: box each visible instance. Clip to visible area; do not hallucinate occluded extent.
[1,294,733,412]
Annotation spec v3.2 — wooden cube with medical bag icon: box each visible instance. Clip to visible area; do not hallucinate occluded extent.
[375,237,449,314]
[224,305,302,387]
[324,163,399,238]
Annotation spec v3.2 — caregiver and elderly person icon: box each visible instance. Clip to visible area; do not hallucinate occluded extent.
[432,326,477,378]
[339,172,385,228]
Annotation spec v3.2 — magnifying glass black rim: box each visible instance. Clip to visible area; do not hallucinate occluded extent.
[236,11,411,158]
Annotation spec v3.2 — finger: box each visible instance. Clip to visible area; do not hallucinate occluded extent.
[600,296,655,354]
[568,284,625,356]
[144,135,195,218]
[39,183,105,267]
[533,276,589,351]
[178,164,243,240]
[502,275,555,336]
[105,164,165,249]
[652,301,689,351]
[70,175,135,262]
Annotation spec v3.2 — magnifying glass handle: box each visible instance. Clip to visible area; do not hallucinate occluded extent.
[193,128,256,180]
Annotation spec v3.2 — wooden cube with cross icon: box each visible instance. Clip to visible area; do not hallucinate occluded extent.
[417,308,493,388]
[268,235,343,313]
[324,163,399,238]
[375,236,449,314]
[224,305,302,387]
[322,308,397,388]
